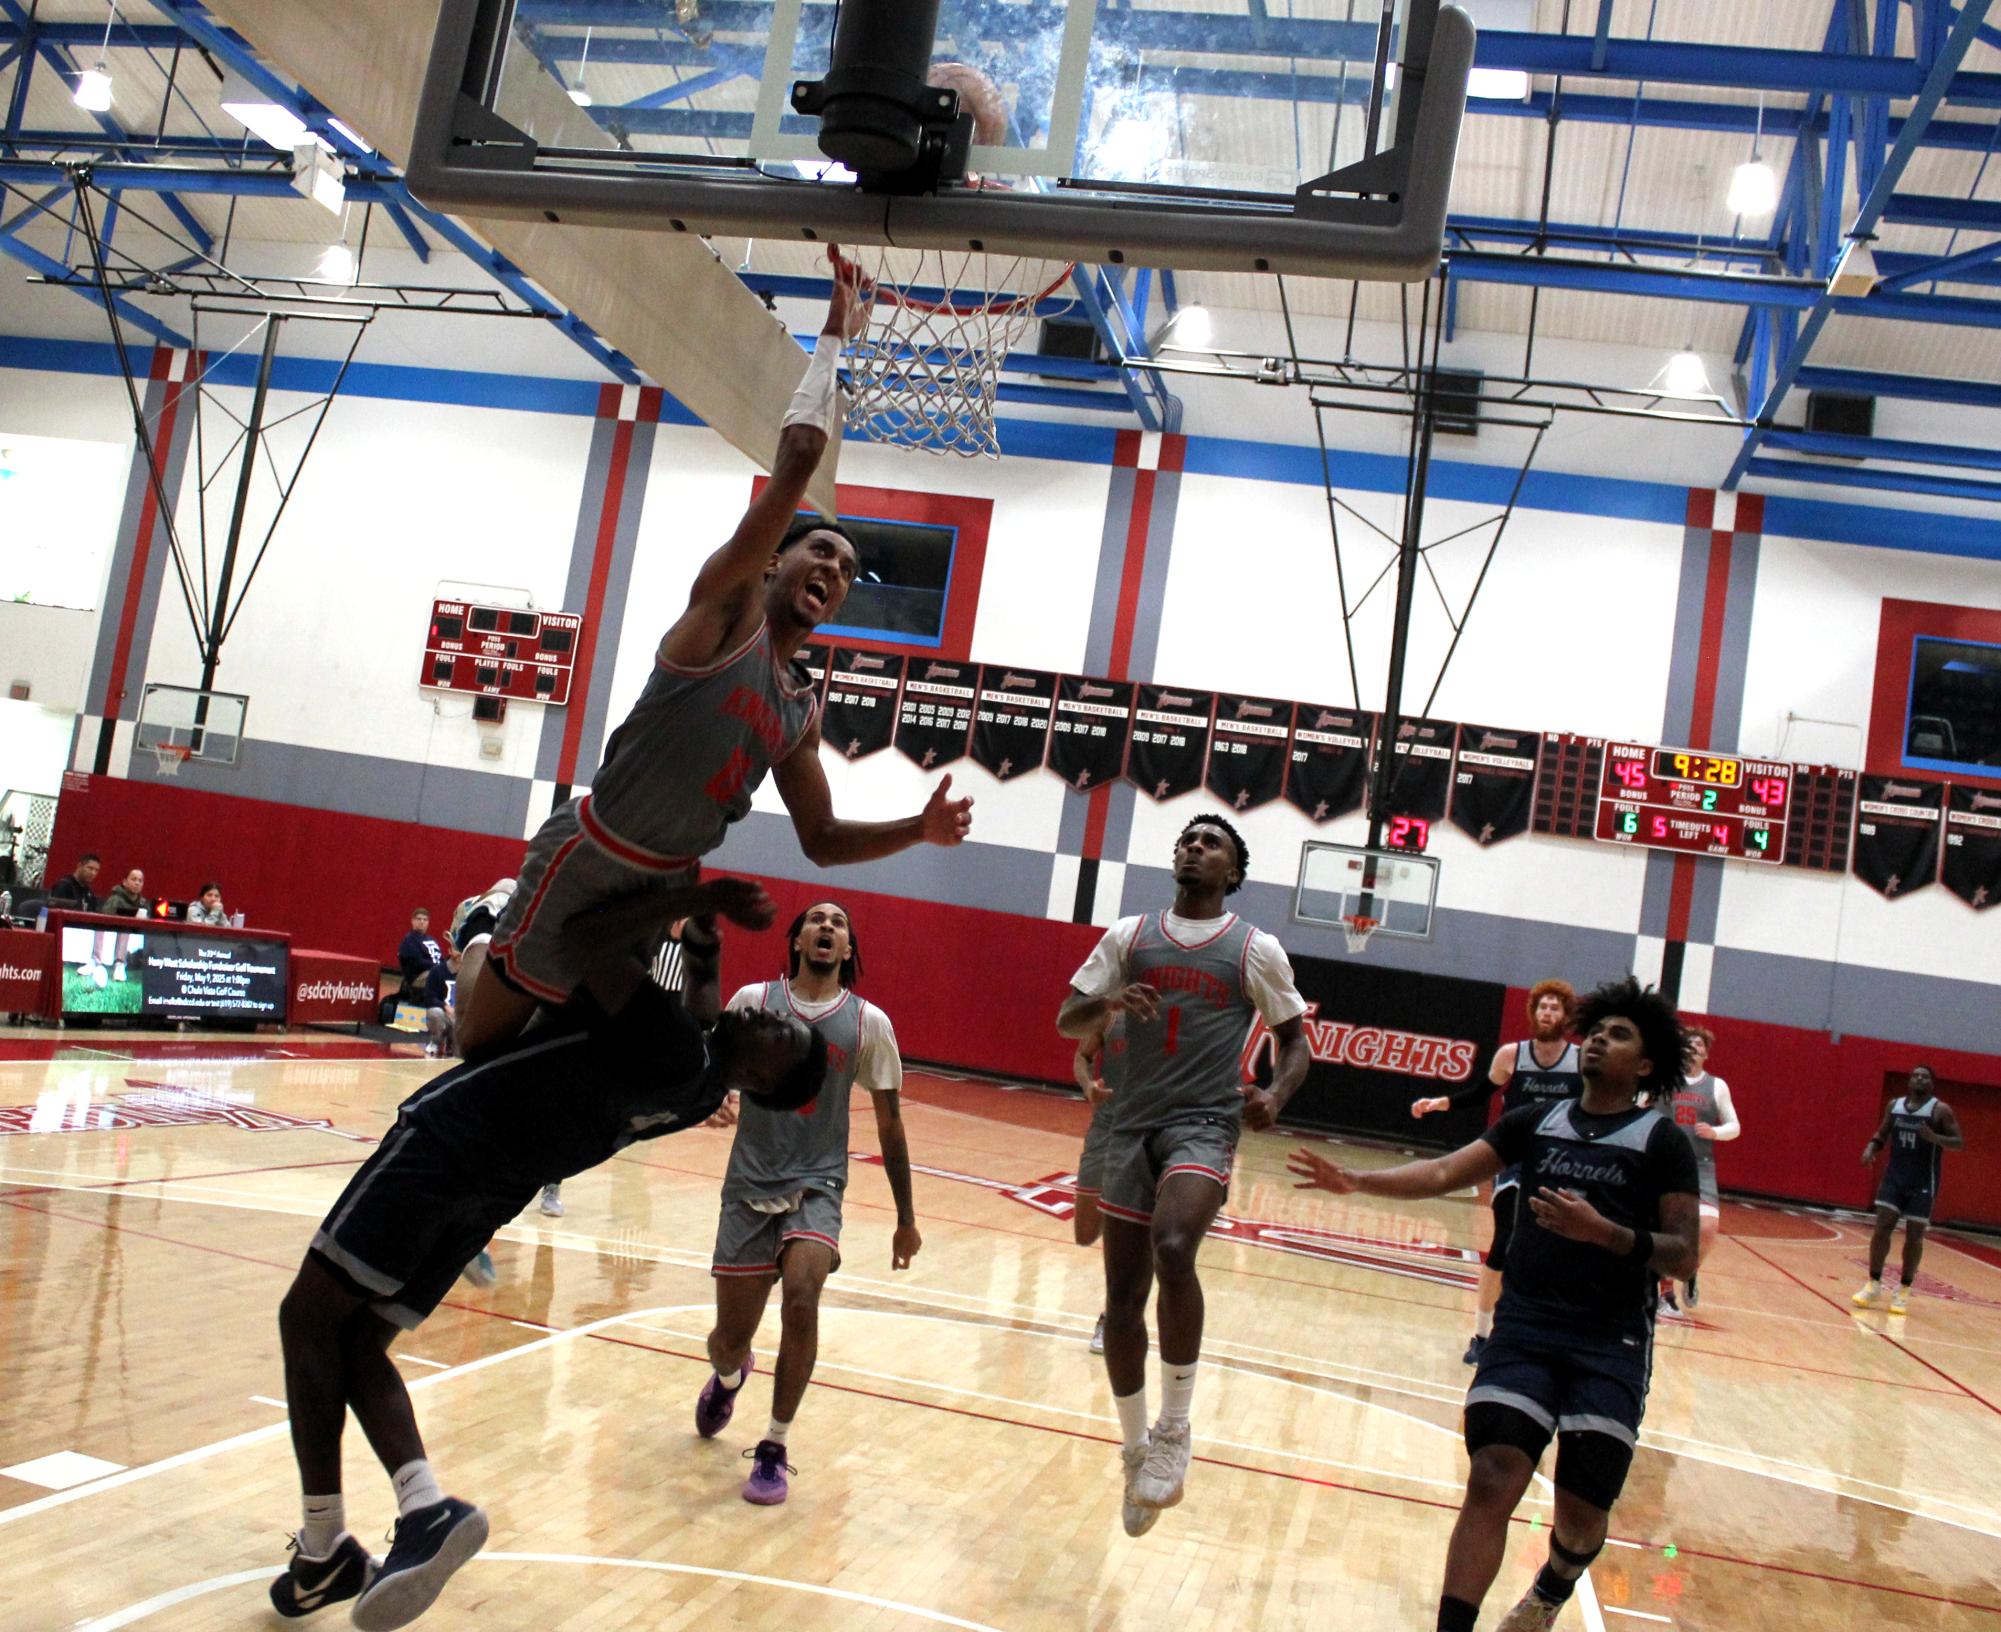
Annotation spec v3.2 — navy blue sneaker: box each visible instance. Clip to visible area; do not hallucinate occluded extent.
[695,1351,754,1439]
[269,1532,374,1618]
[348,1497,488,1631]
[1462,1333,1487,1367]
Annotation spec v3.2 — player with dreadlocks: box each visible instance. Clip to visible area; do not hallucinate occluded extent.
[1057,813,1310,1534]
[693,900,920,1506]
[1292,976,1699,1631]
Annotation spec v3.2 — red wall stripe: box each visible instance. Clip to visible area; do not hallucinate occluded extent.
[1684,528,1735,751]
[99,352,191,727]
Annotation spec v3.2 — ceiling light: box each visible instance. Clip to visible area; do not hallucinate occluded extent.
[327,117,372,153]
[1664,349,1711,396]
[568,80,593,107]
[1727,158,1779,218]
[1466,68,1532,101]
[1166,304,1213,348]
[1829,238,1880,297]
[73,64,113,113]
[317,241,356,285]
[220,66,310,149]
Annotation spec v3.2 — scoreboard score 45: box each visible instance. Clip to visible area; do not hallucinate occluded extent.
[1595,743,1789,862]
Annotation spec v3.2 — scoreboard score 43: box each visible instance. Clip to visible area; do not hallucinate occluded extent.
[1595,743,1789,862]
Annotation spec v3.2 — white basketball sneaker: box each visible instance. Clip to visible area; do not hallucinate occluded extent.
[1119,1440,1158,1537]
[1130,1418,1191,1510]
[1495,1588,1563,1631]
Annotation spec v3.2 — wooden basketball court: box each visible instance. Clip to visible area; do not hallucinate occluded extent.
[2,1031,1997,1631]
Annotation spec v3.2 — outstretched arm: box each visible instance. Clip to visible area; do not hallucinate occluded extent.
[1413,1041,1512,1119]
[1289,1137,1504,1200]
[771,721,974,865]
[656,252,864,670]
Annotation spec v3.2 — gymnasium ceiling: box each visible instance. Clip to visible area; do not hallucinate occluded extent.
[6,1,2001,502]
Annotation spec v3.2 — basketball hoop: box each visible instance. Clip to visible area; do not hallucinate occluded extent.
[1341,913,1378,955]
[150,744,192,777]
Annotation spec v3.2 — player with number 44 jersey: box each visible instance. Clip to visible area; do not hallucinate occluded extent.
[1057,814,1309,1537]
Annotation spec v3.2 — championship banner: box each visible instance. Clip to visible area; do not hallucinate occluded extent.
[970,664,1055,780]
[1450,723,1542,846]
[822,648,905,761]
[1207,694,1294,813]
[894,658,976,770]
[1244,955,1507,1146]
[1853,775,1944,898]
[1049,676,1134,792]
[1373,716,1457,822]
[1284,704,1373,822]
[1943,783,2001,909]
[1127,685,1216,801]
[794,641,831,701]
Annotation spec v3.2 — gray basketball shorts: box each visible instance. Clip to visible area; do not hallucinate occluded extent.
[486,796,697,1004]
[1076,1097,1118,1195]
[712,1187,845,1277]
[1696,1162,1719,1214]
[1097,1115,1239,1225]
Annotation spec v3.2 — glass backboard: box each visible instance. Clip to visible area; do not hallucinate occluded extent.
[1294,840,1439,940]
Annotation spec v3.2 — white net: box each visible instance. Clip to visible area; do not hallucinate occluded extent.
[1341,914,1378,955]
[843,245,1075,458]
[150,744,190,777]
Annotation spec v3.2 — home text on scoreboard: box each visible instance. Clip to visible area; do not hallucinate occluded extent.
[420,600,583,706]
[1594,743,1789,863]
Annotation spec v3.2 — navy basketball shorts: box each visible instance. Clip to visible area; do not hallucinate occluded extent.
[1076,1096,1118,1196]
[486,796,696,1005]
[1098,1115,1238,1225]
[712,1187,844,1277]
[311,1122,534,1329]
[1464,1315,1653,1510]
[1874,1177,1936,1222]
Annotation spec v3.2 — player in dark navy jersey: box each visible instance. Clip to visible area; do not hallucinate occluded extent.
[1853,1065,1964,1315]
[1412,978,1580,1365]
[268,878,824,1631]
[459,258,973,1058]
[1293,976,1699,1632]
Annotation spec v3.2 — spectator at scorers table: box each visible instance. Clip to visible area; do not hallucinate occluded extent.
[185,883,227,926]
[48,852,103,913]
[397,909,456,1007]
[103,867,150,917]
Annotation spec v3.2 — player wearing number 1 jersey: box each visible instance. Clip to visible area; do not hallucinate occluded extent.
[1413,980,1581,1365]
[1058,815,1309,1535]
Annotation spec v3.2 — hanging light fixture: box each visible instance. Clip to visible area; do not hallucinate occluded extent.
[1163,304,1213,348]
[569,26,594,106]
[1726,91,1778,218]
[1664,349,1711,396]
[318,206,358,284]
[72,1,116,112]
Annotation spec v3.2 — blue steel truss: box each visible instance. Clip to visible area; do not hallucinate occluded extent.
[7,2,2001,489]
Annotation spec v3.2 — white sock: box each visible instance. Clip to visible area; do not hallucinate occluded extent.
[1475,1307,1494,1339]
[717,1365,745,1390]
[1113,1389,1150,1453]
[392,1458,444,1517]
[1159,1362,1198,1428]
[765,1416,791,1445]
[299,1494,345,1559]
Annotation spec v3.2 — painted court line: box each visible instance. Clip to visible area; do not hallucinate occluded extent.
[1604,1606,1674,1624]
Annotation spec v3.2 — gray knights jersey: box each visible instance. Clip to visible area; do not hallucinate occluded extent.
[1115,913,1258,1133]
[586,621,821,864]
[1885,1096,1944,1192]
[721,980,866,1201]
[1672,1074,1722,1175]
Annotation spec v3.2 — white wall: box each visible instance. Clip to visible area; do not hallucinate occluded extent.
[0,700,75,798]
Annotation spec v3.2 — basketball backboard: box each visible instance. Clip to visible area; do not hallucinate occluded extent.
[1294,840,1438,941]
[407,0,1473,281]
[135,685,249,769]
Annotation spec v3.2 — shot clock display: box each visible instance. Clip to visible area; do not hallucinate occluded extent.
[1595,743,1788,862]
[1383,814,1431,852]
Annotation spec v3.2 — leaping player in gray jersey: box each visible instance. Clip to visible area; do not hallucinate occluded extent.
[1057,814,1310,1535]
[695,901,920,1505]
[459,255,973,1058]
[1854,1064,1964,1314]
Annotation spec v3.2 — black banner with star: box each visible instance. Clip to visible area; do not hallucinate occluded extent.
[970,665,1054,780]
[1284,704,1373,823]
[894,658,976,770]
[1943,783,2001,909]
[821,648,904,761]
[1448,723,1542,846]
[1206,694,1294,812]
[1127,685,1216,801]
[1852,775,1943,899]
[1373,716,1458,822]
[1048,676,1134,792]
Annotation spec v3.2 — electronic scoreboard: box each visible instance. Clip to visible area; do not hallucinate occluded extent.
[420,599,582,706]
[1594,743,1789,862]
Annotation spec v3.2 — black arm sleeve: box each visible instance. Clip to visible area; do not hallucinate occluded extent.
[1480,1104,1540,1166]
[1442,1073,1503,1113]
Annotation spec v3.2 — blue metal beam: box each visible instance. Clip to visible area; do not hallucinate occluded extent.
[0,225,188,345]
[1726,0,1999,489]
[1876,236,2001,291]
[379,200,432,263]
[1762,427,2001,471]
[1884,191,2001,231]
[1746,455,2001,503]
[1795,364,2001,407]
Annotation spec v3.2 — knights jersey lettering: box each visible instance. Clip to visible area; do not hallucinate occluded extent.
[1883,1096,1944,1194]
[721,981,866,1200]
[588,622,819,862]
[1116,913,1258,1132]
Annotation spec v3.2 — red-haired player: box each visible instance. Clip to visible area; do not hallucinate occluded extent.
[1412,979,1582,1364]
